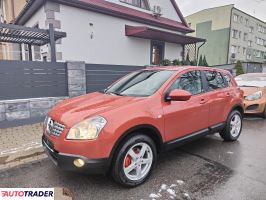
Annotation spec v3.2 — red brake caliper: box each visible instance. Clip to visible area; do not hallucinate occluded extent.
[124,155,132,168]
[124,148,141,168]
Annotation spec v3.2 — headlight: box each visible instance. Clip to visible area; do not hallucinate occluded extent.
[43,116,49,129]
[245,91,262,101]
[66,116,107,140]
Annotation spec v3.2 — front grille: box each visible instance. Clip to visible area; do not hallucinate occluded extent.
[47,117,65,136]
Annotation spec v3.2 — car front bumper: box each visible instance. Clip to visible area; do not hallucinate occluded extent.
[243,100,266,115]
[42,135,109,174]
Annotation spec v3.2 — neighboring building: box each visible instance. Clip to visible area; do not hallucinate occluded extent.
[0,0,27,60]
[186,5,266,66]
[14,0,204,65]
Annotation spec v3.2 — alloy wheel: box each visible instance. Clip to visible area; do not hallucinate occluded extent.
[123,142,153,181]
[230,114,242,137]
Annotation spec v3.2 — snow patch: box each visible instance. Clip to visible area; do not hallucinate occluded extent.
[184,193,191,199]
[167,188,176,197]
[170,184,177,188]
[176,180,184,185]
[149,193,160,199]
[160,184,167,190]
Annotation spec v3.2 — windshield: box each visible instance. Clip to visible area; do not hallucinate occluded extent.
[104,70,175,97]
[235,75,266,87]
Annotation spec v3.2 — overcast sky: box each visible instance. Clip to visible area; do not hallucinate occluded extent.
[177,0,266,22]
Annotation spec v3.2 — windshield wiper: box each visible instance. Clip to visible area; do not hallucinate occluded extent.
[106,92,124,96]
[238,85,258,87]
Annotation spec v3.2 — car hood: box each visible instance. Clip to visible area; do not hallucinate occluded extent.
[49,92,144,127]
[240,87,264,97]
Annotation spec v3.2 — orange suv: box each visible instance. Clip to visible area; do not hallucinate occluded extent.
[43,66,244,187]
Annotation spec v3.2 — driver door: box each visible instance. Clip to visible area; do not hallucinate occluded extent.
[162,70,210,142]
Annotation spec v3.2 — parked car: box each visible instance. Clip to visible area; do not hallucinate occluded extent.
[235,73,266,118]
[42,66,244,187]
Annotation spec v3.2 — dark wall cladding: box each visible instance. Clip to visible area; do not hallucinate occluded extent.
[85,64,145,93]
[0,60,68,100]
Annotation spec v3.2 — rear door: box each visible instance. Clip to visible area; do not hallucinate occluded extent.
[162,70,210,142]
[203,70,231,126]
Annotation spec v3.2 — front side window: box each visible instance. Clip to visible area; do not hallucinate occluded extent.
[205,71,226,90]
[169,71,203,95]
[120,0,150,10]
[105,70,175,97]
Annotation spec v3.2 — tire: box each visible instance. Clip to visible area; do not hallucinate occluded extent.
[111,134,157,187]
[262,106,266,119]
[219,110,243,141]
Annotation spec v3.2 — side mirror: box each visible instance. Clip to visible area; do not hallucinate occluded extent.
[167,89,192,101]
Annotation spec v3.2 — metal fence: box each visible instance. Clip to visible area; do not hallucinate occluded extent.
[0,60,68,100]
[85,64,144,93]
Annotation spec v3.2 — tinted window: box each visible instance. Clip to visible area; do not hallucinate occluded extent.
[169,71,203,95]
[223,73,231,86]
[105,70,175,97]
[205,71,226,90]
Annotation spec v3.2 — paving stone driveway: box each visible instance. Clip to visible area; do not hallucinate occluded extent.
[0,123,46,170]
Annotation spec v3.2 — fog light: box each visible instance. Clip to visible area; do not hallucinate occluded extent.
[73,159,85,168]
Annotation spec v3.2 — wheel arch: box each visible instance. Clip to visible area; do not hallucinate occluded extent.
[230,104,244,117]
[107,124,163,170]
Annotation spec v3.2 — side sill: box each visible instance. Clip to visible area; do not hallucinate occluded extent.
[162,122,225,151]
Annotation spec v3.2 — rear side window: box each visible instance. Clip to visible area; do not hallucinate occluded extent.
[204,71,226,90]
[223,73,232,86]
[169,71,203,95]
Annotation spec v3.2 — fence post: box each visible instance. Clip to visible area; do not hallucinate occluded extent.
[66,61,87,97]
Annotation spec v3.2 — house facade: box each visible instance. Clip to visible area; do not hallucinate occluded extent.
[186,5,266,66]
[0,0,27,60]
[15,0,204,66]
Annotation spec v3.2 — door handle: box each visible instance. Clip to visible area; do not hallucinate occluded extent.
[200,99,208,104]
[226,92,231,97]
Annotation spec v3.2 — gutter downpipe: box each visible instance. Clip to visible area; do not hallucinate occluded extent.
[197,41,206,66]
[226,6,234,64]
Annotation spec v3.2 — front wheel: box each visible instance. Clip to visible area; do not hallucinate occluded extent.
[262,106,266,119]
[111,134,157,187]
[219,110,243,141]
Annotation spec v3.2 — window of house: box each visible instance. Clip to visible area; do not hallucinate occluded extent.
[248,40,252,47]
[238,16,243,23]
[239,31,242,39]
[258,24,263,32]
[231,45,237,54]
[233,14,238,22]
[247,54,252,60]
[260,38,264,46]
[243,47,247,55]
[120,0,150,10]
[243,33,248,41]
[249,26,254,33]
[151,41,164,66]
[169,71,203,95]
[255,51,261,58]
[232,29,238,38]
[245,19,249,26]
[204,71,226,90]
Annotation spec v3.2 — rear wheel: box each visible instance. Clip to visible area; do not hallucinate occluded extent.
[219,110,243,141]
[111,134,157,187]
